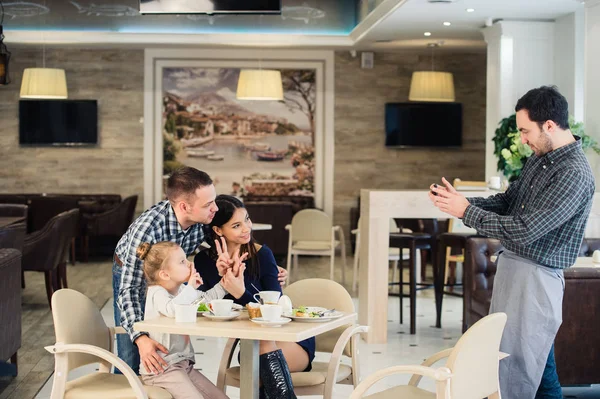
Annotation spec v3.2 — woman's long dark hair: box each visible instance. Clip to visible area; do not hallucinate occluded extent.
[208,195,260,279]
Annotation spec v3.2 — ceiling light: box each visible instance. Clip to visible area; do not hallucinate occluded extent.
[424,32,432,36]
[409,43,455,102]
[236,69,283,101]
[443,22,451,26]
[466,8,475,12]
[20,68,68,99]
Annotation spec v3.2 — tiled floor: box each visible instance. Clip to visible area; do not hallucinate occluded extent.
[2,255,599,398]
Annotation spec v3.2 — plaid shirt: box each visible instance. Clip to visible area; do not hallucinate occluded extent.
[115,200,209,341]
[464,137,595,269]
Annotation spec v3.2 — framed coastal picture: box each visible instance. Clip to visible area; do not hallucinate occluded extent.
[161,67,316,200]
[144,49,334,215]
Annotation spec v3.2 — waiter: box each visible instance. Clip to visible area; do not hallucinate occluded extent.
[430,86,595,399]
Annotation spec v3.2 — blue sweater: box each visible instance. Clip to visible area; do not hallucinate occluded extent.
[194,244,316,366]
[194,244,281,305]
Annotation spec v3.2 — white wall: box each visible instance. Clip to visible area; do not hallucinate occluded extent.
[585,1,600,184]
[482,21,555,180]
[554,10,586,122]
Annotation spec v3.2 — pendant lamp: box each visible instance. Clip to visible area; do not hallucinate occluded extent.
[409,43,455,102]
[236,69,283,101]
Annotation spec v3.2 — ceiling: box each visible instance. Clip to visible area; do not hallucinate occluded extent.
[358,0,583,51]
[0,0,356,35]
[0,0,584,49]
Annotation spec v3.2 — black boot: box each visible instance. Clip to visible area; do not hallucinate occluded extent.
[259,349,297,399]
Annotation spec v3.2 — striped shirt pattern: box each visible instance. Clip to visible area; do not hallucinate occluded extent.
[115,200,208,341]
[464,138,595,269]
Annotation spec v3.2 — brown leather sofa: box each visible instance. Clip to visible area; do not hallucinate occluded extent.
[0,248,22,375]
[0,194,124,261]
[80,195,138,262]
[464,237,600,385]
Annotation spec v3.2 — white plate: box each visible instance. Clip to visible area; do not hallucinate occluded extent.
[284,307,344,323]
[250,317,291,328]
[201,311,240,321]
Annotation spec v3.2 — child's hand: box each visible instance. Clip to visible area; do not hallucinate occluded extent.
[188,262,203,289]
[221,263,246,299]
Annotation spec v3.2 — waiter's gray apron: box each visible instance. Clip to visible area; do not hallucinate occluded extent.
[489,250,565,399]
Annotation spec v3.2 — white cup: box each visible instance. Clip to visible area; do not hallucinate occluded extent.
[260,304,283,321]
[253,291,281,305]
[593,250,600,264]
[488,176,501,189]
[278,295,293,314]
[174,303,198,323]
[210,299,233,316]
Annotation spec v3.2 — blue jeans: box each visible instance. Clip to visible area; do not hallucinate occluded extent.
[112,262,141,375]
[535,344,563,399]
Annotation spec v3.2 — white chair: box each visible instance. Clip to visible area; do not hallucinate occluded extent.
[45,288,171,399]
[217,278,368,398]
[349,312,508,399]
[286,209,347,284]
[351,218,414,292]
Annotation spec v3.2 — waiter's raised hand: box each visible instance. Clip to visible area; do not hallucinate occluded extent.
[429,177,470,218]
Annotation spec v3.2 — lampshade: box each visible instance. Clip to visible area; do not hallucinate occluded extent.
[20,68,68,99]
[236,69,283,101]
[408,71,455,102]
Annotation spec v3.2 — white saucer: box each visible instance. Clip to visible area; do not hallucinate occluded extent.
[250,317,291,327]
[202,311,240,321]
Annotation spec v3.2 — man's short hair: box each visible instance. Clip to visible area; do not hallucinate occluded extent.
[515,85,570,130]
[166,167,213,202]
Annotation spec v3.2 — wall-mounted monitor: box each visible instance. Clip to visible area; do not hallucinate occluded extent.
[19,100,98,147]
[139,0,282,15]
[385,102,462,148]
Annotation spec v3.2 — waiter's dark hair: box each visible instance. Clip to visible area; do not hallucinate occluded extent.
[515,85,570,131]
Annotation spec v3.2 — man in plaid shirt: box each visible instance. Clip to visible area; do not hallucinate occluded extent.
[430,86,594,399]
[113,167,288,375]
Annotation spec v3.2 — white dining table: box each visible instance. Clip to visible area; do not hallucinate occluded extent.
[252,223,272,231]
[134,312,356,399]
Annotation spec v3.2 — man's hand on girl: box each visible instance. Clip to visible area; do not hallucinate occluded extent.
[277,266,288,286]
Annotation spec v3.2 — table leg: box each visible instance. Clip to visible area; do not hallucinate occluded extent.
[434,241,445,328]
[240,339,259,399]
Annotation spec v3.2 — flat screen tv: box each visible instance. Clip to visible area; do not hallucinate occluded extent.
[385,102,462,148]
[19,100,98,146]
[139,0,281,15]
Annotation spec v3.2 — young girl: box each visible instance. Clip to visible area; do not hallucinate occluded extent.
[195,195,315,399]
[137,241,244,399]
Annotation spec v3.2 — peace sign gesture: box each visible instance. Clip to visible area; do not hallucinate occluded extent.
[215,236,233,276]
[214,236,249,277]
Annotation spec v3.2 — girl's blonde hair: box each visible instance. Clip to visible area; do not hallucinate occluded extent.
[137,241,179,285]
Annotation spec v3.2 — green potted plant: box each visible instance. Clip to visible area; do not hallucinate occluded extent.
[493,114,600,182]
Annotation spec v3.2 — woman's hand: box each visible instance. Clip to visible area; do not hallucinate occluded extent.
[188,262,203,289]
[232,251,249,277]
[215,237,233,276]
[221,262,246,299]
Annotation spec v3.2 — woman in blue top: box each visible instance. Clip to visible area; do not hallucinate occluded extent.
[195,195,315,398]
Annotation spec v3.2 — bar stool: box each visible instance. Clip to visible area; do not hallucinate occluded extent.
[435,232,483,328]
[389,232,433,335]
